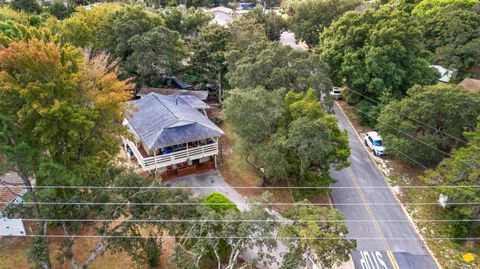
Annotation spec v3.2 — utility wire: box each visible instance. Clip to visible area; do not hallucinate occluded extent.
[0,185,479,189]
[18,218,480,223]
[13,234,480,241]
[342,87,476,148]
[2,201,478,206]
[348,103,478,171]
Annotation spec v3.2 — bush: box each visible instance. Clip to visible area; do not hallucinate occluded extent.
[355,100,380,127]
[203,192,238,214]
[447,211,473,243]
[343,88,362,105]
[146,236,161,266]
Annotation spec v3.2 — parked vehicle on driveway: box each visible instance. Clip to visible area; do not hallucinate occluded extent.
[330,87,342,99]
[365,131,385,156]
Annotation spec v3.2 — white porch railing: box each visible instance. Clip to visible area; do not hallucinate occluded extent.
[124,139,218,171]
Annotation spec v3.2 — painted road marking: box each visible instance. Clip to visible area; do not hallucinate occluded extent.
[387,251,400,269]
[352,251,392,269]
[347,168,391,251]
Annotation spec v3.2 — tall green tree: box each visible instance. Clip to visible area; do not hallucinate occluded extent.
[10,0,41,14]
[242,7,287,41]
[228,16,268,51]
[161,7,213,38]
[101,5,164,60]
[289,0,361,47]
[126,25,186,86]
[224,88,350,188]
[423,117,480,220]
[226,40,331,98]
[59,3,122,49]
[186,24,231,103]
[173,194,280,269]
[47,1,74,20]
[376,84,480,165]
[280,201,356,268]
[319,7,438,102]
[100,5,186,86]
[422,5,480,79]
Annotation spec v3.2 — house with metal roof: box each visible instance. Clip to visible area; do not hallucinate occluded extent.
[122,93,224,178]
[0,171,27,236]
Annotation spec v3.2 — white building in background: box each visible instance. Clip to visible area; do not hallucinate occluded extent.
[430,65,455,83]
[0,171,27,236]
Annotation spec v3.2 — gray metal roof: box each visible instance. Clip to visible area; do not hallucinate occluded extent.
[137,88,209,101]
[126,93,223,150]
[177,95,211,110]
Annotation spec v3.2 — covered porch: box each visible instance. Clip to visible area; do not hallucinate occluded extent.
[123,137,219,177]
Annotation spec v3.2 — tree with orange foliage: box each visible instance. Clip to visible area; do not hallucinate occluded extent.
[0,39,133,269]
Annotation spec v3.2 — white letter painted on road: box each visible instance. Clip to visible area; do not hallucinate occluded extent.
[359,251,389,269]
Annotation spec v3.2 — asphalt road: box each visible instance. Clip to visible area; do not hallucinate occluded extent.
[330,103,438,269]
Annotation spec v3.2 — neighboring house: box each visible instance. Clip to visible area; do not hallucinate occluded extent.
[430,65,455,83]
[205,6,250,26]
[0,171,27,236]
[123,93,224,179]
[138,87,209,101]
[205,6,234,25]
[170,76,192,90]
[459,78,480,94]
[238,2,256,10]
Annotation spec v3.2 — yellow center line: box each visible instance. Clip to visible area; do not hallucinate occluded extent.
[387,250,401,269]
[347,168,390,251]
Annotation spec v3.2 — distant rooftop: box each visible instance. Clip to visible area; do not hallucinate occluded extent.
[430,65,455,83]
[459,78,480,94]
[0,172,26,211]
[138,88,209,101]
[126,93,223,150]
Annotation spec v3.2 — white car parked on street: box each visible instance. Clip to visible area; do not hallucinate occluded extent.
[365,131,385,156]
[330,87,342,99]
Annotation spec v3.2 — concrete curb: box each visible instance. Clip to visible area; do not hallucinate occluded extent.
[334,101,443,269]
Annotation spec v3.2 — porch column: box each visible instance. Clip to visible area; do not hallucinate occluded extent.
[123,140,128,159]
[214,137,219,168]
[153,150,158,179]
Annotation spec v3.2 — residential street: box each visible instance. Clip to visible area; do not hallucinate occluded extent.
[330,103,438,269]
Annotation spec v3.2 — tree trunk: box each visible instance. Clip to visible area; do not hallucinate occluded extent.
[18,171,52,269]
[217,70,223,105]
[245,154,267,186]
[78,243,107,269]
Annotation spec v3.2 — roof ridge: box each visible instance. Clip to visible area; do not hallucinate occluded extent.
[195,121,224,134]
[151,93,181,120]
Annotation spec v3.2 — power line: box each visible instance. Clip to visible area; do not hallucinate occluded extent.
[348,103,478,170]
[342,87,475,148]
[1,185,479,189]
[2,201,478,206]
[19,218,480,223]
[13,234,480,241]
